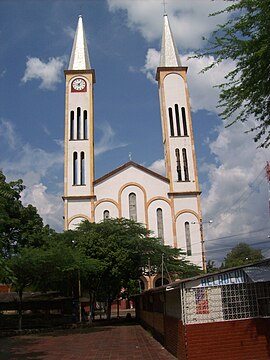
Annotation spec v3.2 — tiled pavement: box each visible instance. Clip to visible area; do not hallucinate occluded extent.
[0,324,176,359]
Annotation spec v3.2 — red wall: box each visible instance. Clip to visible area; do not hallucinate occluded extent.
[0,284,10,293]
[150,315,270,360]
[164,315,186,359]
[185,318,270,360]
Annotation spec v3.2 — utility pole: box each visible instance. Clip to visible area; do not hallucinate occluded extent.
[192,220,213,273]
[148,257,151,288]
[199,220,207,273]
[266,161,270,216]
[161,253,164,286]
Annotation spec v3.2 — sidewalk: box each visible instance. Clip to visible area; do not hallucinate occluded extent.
[0,323,176,359]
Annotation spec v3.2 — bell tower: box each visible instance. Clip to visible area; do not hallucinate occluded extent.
[63,16,96,230]
[157,15,204,269]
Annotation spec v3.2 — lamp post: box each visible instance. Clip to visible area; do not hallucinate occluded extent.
[191,220,213,273]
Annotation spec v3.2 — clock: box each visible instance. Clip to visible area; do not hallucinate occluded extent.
[71,78,87,92]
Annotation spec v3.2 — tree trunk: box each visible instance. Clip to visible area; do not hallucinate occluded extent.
[106,298,112,320]
[89,290,96,323]
[18,289,23,331]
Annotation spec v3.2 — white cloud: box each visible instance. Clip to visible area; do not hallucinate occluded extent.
[0,118,17,150]
[0,69,6,78]
[148,159,165,176]
[141,49,235,114]
[63,26,76,39]
[95,122,127,156]
[201,121,269,262]
[21,56,65,90]
[141,48,160,83]
[182,54,235,113]
[0,119,63,231]
[107,0,228,48]
[1,143,63,187]
[21,184,63,231]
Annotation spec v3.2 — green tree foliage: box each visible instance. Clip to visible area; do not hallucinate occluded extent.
[74,218,201,318]
[196,0,270,147]
[4,243,90,329]
[0,170,52,257]
[222,242,264,268]
[206,259,220,273]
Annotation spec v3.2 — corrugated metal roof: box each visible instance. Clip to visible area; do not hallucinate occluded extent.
[243,266,270,282]
[137,259,270,295]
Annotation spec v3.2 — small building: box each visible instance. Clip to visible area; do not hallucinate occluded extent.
[136,260,270,360]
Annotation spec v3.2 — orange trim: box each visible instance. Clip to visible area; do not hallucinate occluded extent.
[118,182,148,226]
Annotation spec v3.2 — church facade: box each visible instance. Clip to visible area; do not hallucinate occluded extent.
[63,15,205,277]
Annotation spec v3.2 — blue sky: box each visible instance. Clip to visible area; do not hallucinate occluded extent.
[0,0,269,263]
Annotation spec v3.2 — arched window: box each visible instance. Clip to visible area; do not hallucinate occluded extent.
[155,277,169,287]
[80,152,85,185]
[73,152,78,185]
[129,193,137,221]
[70,111,74,140]
[83,110,88,139]
[77,107,81,139]
[175,148,182,181]
[182,148,189,181]
[168,107,174,136]
[185,222,192,256]
[181,107,188,136]
[156,208,164,243]
[175,104,181,136]
[103,210,110,220]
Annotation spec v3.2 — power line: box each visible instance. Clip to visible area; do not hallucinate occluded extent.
[190,226,270,247]
[190,238,270,257]
[202,165,266,224]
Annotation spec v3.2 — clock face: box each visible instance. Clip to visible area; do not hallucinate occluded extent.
[71,78,86,92]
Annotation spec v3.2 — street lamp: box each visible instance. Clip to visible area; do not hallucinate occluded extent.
[191,220,213,273]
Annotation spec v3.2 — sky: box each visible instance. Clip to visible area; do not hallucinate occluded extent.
[0,0,269,264]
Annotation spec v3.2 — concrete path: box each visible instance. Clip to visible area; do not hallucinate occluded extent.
[0,324,176,359]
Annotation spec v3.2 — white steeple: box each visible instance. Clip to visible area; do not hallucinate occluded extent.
[159,14,181,67]
[68,15,91,70]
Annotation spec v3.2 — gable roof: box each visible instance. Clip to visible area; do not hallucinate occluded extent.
[94,161,169,185]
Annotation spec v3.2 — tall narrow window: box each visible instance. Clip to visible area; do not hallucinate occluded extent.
[185,222,192,256]
[168,107,174,136]
[77,107,81,139]
[156,208,164,243]
[175,148,182,181]
[175,104,181,136]
[129,193,137,221]
[83,110,88,139]
[103,210,110,220]
[181,107,188,136]
[73,152,78,185]
[80,152,85,185]
[70,111,74,140]
[182,148,189,181]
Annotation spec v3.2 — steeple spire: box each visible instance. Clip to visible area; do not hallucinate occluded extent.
[68,15,91,70]
[159,14,181,67]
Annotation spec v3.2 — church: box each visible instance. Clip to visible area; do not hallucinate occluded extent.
[62,15,205,280]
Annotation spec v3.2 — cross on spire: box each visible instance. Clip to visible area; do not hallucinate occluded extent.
[162,0,168,15]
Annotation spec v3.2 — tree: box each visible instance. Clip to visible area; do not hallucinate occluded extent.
[6,248,39,330]
[196,0,270,147]
[206,259,220,273]
[222,242,264,268]
[0,170,52,257]
[74,218,201,318]
[4,243,86,330]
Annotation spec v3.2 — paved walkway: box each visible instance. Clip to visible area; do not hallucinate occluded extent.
[0,324,176,359]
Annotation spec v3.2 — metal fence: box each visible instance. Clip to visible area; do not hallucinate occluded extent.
[183,282,270,324]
